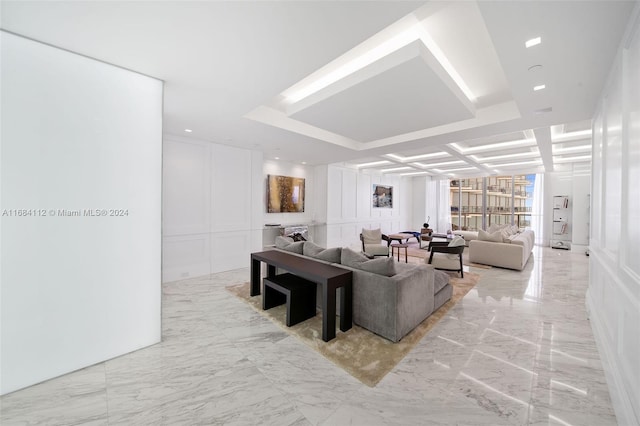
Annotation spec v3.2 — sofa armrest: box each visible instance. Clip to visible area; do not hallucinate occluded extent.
[349,263,434,342]
[469,240,526,270]
[391,265,435,340]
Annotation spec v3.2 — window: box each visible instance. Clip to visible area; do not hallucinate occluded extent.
[448,174,537,231]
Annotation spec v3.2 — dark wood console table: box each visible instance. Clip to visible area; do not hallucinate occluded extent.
[251,250,352,342]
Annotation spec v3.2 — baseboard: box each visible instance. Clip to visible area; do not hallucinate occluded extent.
[586,289,640,426]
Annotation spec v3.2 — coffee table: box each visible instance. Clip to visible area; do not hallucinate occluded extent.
[388,232,419,244]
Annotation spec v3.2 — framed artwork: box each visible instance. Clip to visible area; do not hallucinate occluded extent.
[267,174,305,213]
[372,184,393,208]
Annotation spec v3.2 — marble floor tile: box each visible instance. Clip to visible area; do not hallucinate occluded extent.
[0,248,618,425]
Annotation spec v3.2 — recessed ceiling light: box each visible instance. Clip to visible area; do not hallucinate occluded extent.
[450,138,536,154]
[470,151,539,162]
[486,160,542,168]
[301,161,307,165]
[356,160,391,168]
[413,160,464,168]
[399,171,430,176]
[534,84,546,91]
[551,129,592,142]
[274,157,280,160]
[381,166,412,173]
[385,152,448,162]
[552,145,591,154]
[433,166,476,173]
[534,107,553,114]
[525,37,541,48]
[184,129,193,133]
[553,155,592,163]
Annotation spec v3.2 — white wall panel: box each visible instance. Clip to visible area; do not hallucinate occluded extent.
[314,166,328,225]
[1,33,162,394]
[162,235,210,282]
[587,7,640,424]
[625,21,640,276]
[163,136,257,281]
[357,173,372,219]
[211,231,252,273]
[592,112,604,245]
[250,151,265,249]
[328,168,343,221]
[163,140,211,236]
[211,144,251,232]
[604,63,623,255]
[342,169,357,220]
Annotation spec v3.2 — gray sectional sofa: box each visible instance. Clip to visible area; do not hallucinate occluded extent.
[273,237,452,342]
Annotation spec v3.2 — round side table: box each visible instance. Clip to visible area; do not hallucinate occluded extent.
[391,243,409,263]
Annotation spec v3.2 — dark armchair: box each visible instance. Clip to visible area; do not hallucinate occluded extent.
[427,241,464,278]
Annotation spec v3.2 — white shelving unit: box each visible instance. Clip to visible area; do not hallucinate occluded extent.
[551,195,571,250]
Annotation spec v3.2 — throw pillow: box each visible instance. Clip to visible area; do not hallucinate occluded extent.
[341,247,396,277]
[478,229,503,243]
[488,223,508,233]
[302,241,322,255]
[274,236,304,254]
[448,236,465,247]
[361,228,382,244]
[275,236,294,248]
[303,241,341,263]
[313,247,342,263]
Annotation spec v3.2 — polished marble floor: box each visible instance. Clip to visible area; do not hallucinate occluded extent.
[0,246,616,425]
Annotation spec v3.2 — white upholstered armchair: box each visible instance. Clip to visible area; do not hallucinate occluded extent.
[360,228,391,257]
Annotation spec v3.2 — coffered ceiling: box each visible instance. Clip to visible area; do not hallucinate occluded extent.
[1,1,636,177]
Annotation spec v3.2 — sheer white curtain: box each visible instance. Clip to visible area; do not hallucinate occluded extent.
[437,179,451,233]
[531,173,544,245]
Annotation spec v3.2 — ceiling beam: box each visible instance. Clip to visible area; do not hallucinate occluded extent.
[533,127,554,172]
[440,145,493,175]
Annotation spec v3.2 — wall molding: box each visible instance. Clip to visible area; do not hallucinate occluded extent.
[587,286,639,426]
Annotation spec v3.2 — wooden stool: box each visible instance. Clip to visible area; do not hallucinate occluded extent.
[263,273,317,326]
[391,243,409,263]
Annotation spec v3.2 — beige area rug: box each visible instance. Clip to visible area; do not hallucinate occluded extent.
[226,272,480,387]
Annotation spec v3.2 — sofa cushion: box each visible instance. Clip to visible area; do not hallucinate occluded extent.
[478,229,503,243]
[274,236,304,254]
[363,244,389,256]
[501,227,514,242]
[448,236,465,247]
[361,228,382,244]
[303,241,342,263]
[275,236,294,247]
[341,248,396,277]
[488,223,508,233]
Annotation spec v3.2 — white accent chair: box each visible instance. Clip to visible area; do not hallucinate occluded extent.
[360,228,391,257]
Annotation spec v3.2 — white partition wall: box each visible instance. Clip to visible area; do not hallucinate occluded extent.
[162,136,263,282]
[587,5,640,425]
[0,33,162,394]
